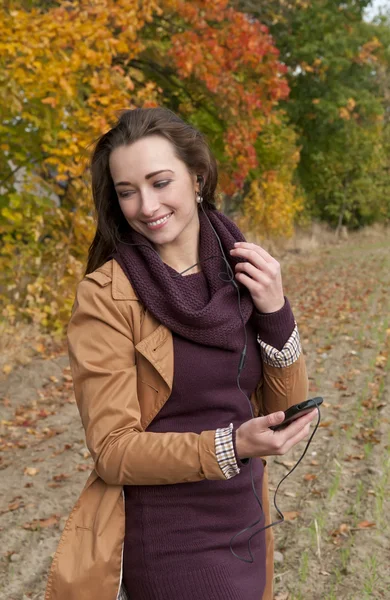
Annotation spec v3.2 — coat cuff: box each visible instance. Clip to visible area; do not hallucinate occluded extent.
[215,423,250,479]
[257,323,302,368]
[254,295,296,351]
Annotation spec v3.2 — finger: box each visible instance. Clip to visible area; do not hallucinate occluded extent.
[279,421,312,454]
[231,246,271,272]
[235,271,260,294]
[263,411,286,429]
[233,242,275,264]
[274,408,317,440]
[235,260,270,283]
[276,410,317,451]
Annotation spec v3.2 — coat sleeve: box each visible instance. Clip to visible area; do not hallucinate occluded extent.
[67,277,226,486]
[255,353,309,416]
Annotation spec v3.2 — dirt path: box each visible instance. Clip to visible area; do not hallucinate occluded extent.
[1,236,389,600]
[271,238,390,600]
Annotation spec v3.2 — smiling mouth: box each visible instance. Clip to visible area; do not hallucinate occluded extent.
[144,213,173,228]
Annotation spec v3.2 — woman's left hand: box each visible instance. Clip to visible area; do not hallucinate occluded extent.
[230,242,285,314]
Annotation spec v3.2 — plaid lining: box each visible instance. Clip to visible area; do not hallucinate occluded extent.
[215,422,240,479]
[257,322,301,368]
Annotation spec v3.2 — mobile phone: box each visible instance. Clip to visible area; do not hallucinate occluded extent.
[269,397,323,431]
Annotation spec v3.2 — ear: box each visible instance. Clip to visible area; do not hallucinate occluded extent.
[196,174,205,192]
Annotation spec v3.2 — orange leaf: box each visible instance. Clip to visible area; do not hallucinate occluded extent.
[23,515,60,530]
[52,473,71,482]
[331,523,350,537]
[76,464,90,471]
[41,97,57,108]
[283,511,300,521]
[357,521,375,529]
[303,473,317,481]
[8,500,22,511]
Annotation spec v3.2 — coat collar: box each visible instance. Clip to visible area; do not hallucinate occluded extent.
[93,259,173,392]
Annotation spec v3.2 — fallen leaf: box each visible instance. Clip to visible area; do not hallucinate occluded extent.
[283,511,300,521]
[375,355,387,369]
[23,515,60,530]
[344,454,364,461]
[76,464,90,471]
[331,523,350,537]
[274,593,290,600]
[24,467,39,476]
[52,473,71,482]
[357,521,375,529]
[2,364,12,375]
[303,473,317,481]
[0,499,25,515]
[276,460,295,469]
[283,491,296,498]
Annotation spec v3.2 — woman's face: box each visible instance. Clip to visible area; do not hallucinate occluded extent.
[109,135,200,249]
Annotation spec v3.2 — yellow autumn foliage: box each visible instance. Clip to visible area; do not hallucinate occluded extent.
[0,0,299,332]
[239,116,304,238]
[241,175,304,239]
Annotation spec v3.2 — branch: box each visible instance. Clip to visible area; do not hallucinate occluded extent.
[127,58,223,126]
[0,157,40,187]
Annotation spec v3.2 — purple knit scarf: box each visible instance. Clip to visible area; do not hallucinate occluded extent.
[112,209,254,351]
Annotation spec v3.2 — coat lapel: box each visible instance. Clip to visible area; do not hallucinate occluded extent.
[135,324,173,391]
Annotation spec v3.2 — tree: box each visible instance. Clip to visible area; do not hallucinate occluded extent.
[234,0,390,228]
[0,0,297,329]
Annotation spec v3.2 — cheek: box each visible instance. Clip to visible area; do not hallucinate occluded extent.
[118,199,138,220]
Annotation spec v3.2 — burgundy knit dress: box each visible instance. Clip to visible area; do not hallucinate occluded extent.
[121,270,295,600]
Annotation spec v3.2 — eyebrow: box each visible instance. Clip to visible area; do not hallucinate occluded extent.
[114,169,174,187]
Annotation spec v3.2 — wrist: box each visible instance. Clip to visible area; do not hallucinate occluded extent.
[255,296,285,315]
[234,426,250,462]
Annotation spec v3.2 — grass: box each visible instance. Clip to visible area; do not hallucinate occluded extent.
[374,452,390,523]
[298,550,310,583]
[362,555,379,598]
[327,462,342,501]
[269,238,390,600]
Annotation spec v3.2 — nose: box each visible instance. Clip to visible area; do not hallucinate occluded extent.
[139,190,160,218]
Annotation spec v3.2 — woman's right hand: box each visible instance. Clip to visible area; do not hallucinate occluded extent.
[235,409,318,459]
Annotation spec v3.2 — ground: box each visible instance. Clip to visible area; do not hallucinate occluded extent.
[0,233,389,600]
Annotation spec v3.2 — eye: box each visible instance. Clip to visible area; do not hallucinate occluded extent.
[118,190,136,198]
[154,180,171,188]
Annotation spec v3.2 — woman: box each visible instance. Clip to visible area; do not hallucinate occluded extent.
[44,107,315,600]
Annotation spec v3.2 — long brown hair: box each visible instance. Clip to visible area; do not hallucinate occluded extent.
[85,107,218,275]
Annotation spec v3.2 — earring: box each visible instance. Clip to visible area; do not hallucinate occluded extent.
[196,191,203,204]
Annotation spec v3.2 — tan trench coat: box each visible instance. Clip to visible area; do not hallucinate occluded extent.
[44,258,309,600]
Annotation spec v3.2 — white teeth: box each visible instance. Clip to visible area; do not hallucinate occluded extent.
[146,213,172,227]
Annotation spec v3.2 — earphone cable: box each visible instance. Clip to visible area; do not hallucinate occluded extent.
[114,206,322,564]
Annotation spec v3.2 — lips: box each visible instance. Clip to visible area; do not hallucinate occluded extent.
[143,212,173,229]
[144,213,172,225]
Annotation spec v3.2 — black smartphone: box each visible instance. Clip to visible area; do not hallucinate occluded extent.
[269,397,323,431]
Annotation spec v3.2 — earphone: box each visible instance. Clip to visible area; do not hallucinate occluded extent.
[114,174,322,563]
